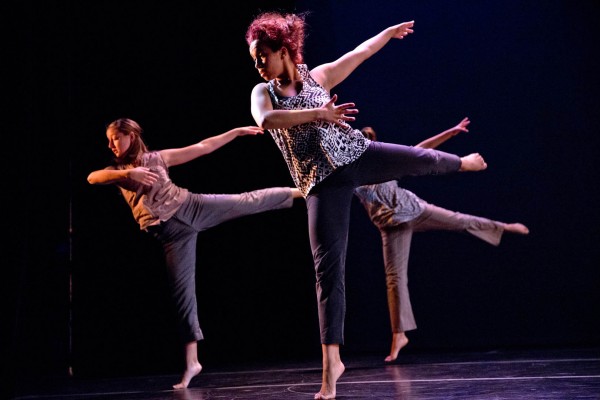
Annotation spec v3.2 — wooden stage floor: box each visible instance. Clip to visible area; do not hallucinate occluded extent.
[11,347,600,399]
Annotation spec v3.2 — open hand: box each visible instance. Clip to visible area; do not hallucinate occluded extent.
[235,126,265,137]
[390,20,414,39]
[450,117,471,136]
[323,94,359,128]
[129,167,159,186]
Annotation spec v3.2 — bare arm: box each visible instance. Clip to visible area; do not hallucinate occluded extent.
[415,117,470,149]
[87,166,159,186]
[250,83,357,130]
[159,126,264,167]
[311,20,414,91]
[88,127,263,184]
[412,117,486,171]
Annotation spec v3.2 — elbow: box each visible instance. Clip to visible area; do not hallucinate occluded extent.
[258,114,278,130]
[87,173,98,185]
[255,115,268,130]
[254,109,279,130]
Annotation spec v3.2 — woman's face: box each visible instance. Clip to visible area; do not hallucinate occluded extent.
[249,40,283,81]
[106,128,132,158]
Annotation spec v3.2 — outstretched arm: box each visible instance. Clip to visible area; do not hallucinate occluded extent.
[87,127,262,184]
[159,126,264,167]
[413,117,486,171]
[415,117,470,149]
[311,20,414,91]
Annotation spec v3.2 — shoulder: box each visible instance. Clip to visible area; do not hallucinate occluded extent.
[252,81,269,89]
[296,64,312,79]
[144,151,165,165]
[251,81,270,94]
[306,63,330,88]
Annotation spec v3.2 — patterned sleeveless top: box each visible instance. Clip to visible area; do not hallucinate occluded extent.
[354,180,425,229]
[113,151,189,230]
[266,64,371,197]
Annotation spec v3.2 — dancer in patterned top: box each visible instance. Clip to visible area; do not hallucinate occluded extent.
[355,120,529,364]
[246,12,487,399]
[87,118,302,389]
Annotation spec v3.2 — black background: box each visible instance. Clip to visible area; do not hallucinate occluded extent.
[8,0,600,389]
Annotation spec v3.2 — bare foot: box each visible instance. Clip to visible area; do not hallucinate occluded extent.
[173,362,202,390]
[504,223,529,235]
[385,332,409,363]
[459,153,487,171]
[314,361,345,399]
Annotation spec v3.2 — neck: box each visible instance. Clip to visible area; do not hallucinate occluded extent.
[276,77,292,86]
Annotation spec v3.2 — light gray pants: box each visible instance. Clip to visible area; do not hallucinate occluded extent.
[380,202,505,333]
[148,188,294,343]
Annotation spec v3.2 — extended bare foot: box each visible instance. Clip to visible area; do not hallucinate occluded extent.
[459,153,487,171]
[385,332,409,363]
[172,362,202,390]
[504,223,529,235]
[314,360,345,399]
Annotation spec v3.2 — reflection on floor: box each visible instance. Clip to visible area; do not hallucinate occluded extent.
[12,347,600,400]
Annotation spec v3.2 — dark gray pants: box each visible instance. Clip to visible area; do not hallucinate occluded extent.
[305,142,462,344]
[148,188,293,343]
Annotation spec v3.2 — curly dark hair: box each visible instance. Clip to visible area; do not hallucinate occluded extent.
[245,11,310,64]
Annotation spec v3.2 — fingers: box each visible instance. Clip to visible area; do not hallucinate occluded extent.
[144,171,159,184]
[339,116,356,123]
[328,94,358,125]
[329,94,355,107]
[335,106,358,124]
[144,173,159,185]
[244,126,265,136]
[396,20,415,38]
[136,167,159,185]
[335,120,352,129]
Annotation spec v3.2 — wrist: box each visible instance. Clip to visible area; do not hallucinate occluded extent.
[315,108,324,122]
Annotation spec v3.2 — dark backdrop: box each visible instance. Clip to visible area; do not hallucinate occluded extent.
[9,0,600,391]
